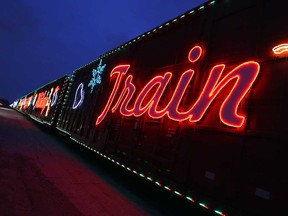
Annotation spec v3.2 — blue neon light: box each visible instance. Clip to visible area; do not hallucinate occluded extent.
[88,59,106,93]
[72,83,85,109]
[51,90,58,107]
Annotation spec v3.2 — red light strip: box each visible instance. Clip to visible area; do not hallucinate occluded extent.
[272,43,288,55]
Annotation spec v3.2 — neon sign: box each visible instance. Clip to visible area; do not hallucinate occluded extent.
[88,59,106,93]
[272,43,288,55]
[34,87,58,117]
[72,83,85,109]
[23,96,33,110]
[96,45,260,128]
[34,91,48,114]
[51,86,60,107]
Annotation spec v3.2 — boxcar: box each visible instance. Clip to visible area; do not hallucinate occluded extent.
[14,0,288,215]
[15,75,70,127]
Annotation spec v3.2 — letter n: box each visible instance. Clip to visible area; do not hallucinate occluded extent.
[190,61,260,127]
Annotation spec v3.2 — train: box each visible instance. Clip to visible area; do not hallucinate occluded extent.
[11,0,288,215]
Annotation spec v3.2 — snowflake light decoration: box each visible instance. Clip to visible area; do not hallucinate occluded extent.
[88,59,106,93]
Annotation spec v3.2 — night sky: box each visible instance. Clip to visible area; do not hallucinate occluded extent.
[1,0,206,103]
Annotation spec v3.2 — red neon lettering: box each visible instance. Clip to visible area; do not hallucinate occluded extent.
[113,75,136,116]
[34,89,54,116]
[35,91,49,114]
[166,70,195,120]
[188,45,202,62]
[23,96,32,110]
[272,43,288,55]
[189,62,260,127]
[96,65,130,124]
[135,73,172,118]
[96,46,260,127]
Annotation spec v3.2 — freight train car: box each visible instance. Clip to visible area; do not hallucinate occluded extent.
[55,1,288,215]
[12,0,288,215]
[14,75,70,127]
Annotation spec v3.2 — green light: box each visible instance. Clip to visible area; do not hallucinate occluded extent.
[174,191,182,196]
[164,186,171,191]
[155,181,161,185]
[214,210,224,215]
[209,1,216,5]
[199,203,208,209]
[199,5,205,10]
[147,177,153,181]
[185,196,195,202]
[189,10,195,14]
[57,127,71,136]
[69,137,77,143]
